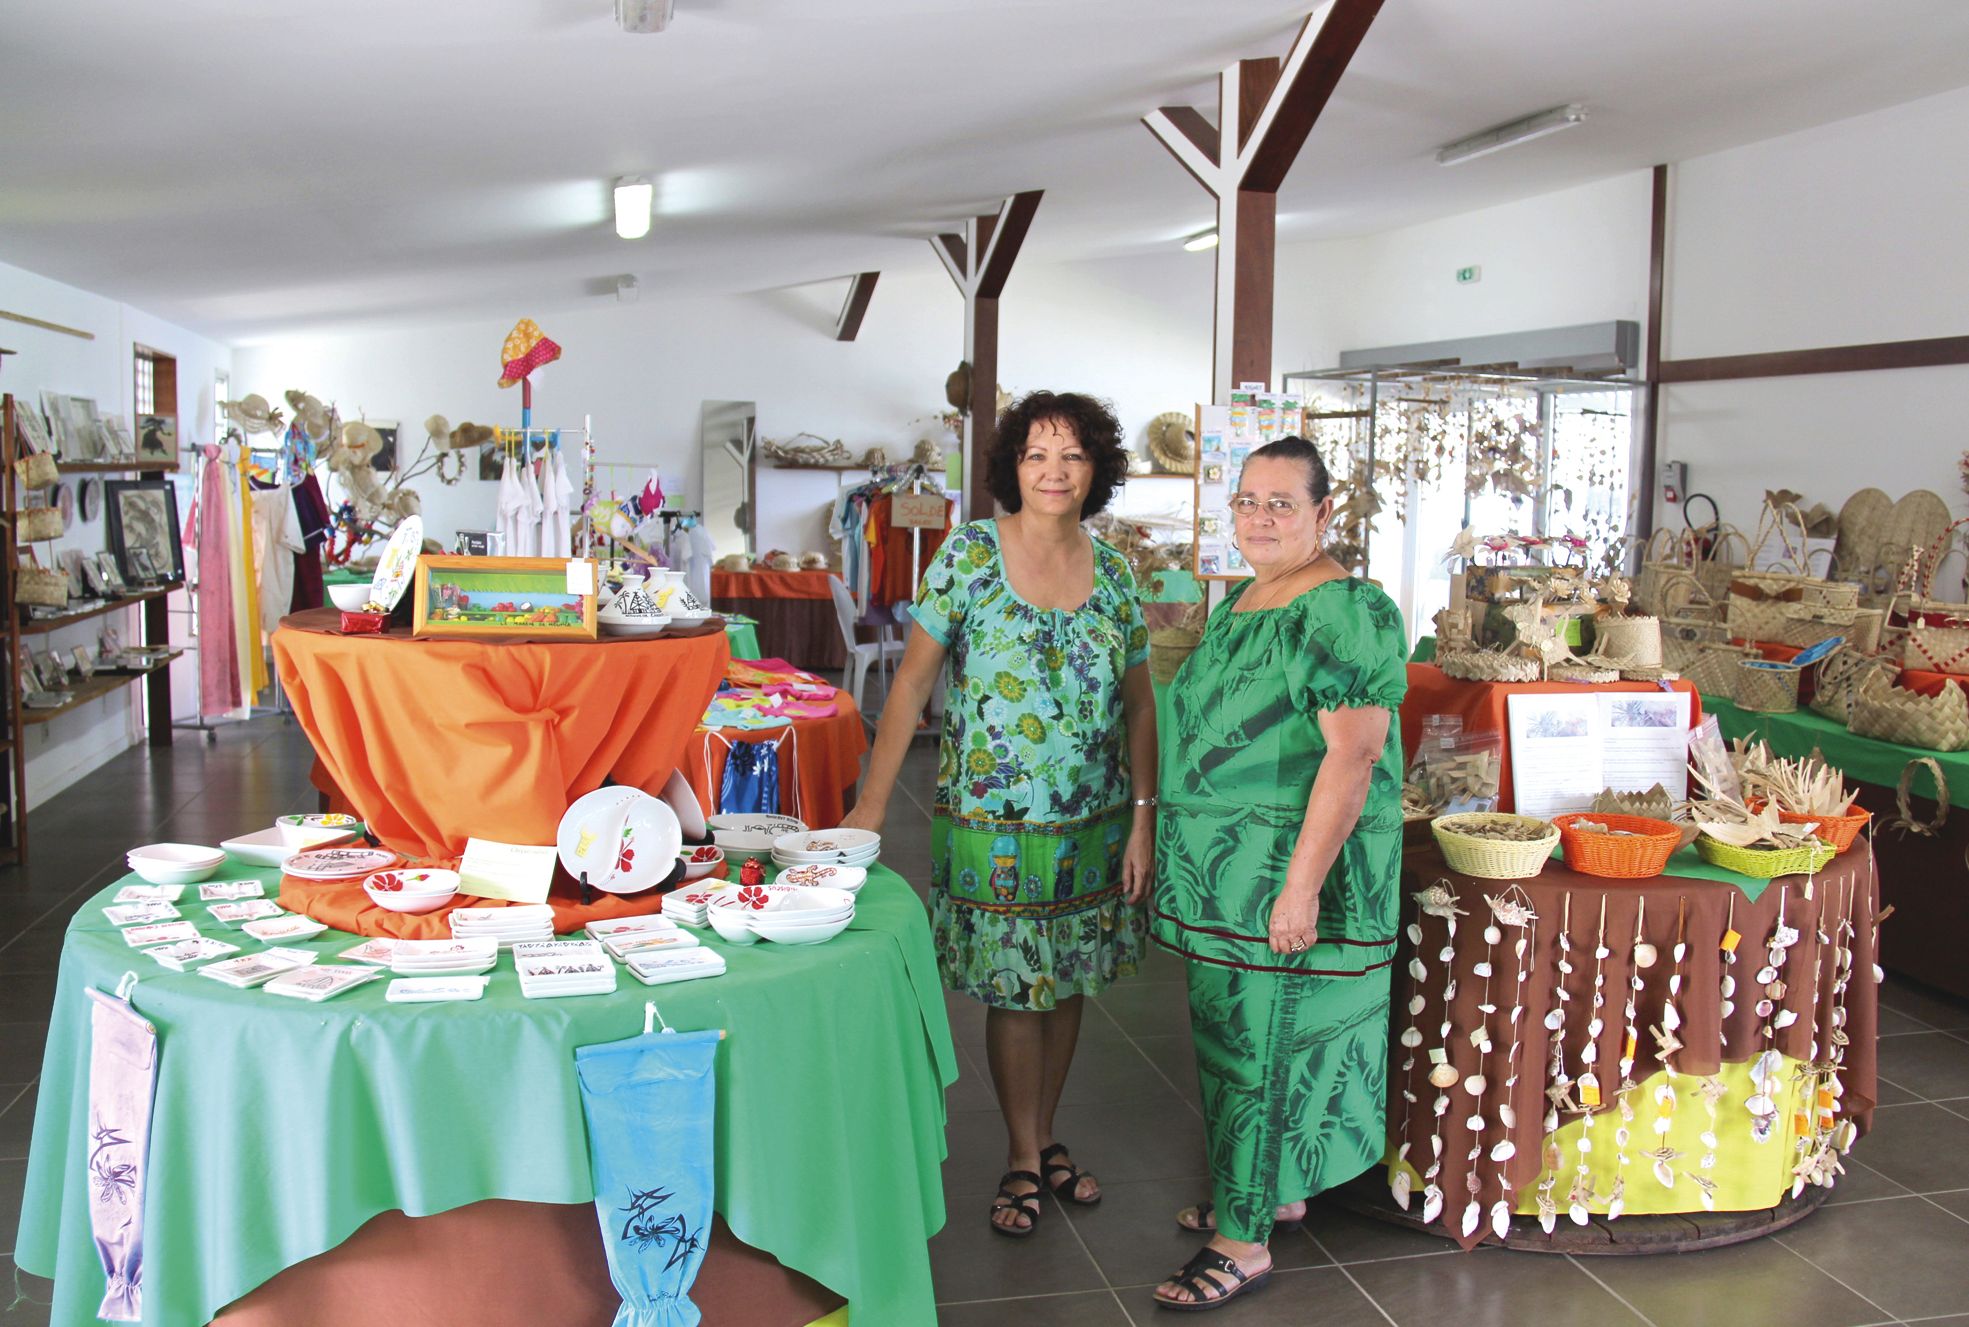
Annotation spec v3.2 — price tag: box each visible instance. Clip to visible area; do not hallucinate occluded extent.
[566,559,597,595]
[892,493,949,529]
[1721,928,1742,954]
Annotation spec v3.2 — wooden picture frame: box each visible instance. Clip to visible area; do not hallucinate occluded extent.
[136,414,177,465]
[412,555,598,640]
[104,479,185,585]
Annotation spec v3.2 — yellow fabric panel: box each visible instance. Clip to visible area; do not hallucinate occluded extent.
[240,481,268,695]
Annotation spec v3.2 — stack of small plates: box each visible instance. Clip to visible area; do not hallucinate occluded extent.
[772,862,868,893]
[450,904,555,948]
[513,939,617,999]
[708,814,808,860]
[749,885,857,946]
[127,843,228,886]
[770,829,881,870]
[662,884,735,927]
[390,938,498,977]
[585,914,701,961]
[626,948,727,986]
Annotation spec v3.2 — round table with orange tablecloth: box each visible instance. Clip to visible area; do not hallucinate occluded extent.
[271,606,730,859]
[683,688,868,829]
[712,569,849,672]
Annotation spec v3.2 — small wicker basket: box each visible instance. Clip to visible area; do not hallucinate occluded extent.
[15,565,70,608]
[1148,627,1201,687]
[13,452,59,490]
[1775,806,1869,854]
[1694,834,1837,879]
[15,507,63,541]
[1431,813,1560,879]
[1551,813,1681,879]
[1735,659,1803,713]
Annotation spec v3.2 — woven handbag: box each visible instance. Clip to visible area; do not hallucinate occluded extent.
[1634,528,1695,618]
[15,565,70,608]
[1810,651,1898,725]
[1772,603,1861,649]
[1848,672,1969,752]
[1686,641,1756,700]
[1736,658,1804,714]
[14,507,63,541]
[1890,517,1969,674]
[13,451,59,490]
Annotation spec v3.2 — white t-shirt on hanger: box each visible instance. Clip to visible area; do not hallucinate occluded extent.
[496,454,527,556]
[540,447,572,559]
[516,453,544,557]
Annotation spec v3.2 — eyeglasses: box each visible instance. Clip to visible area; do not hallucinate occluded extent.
[1229,496,1305,518]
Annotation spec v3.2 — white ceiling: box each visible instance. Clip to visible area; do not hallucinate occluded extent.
[3,0,1967,343]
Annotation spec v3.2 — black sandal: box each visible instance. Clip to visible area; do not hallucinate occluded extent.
[1175,1200,1303,1234]
[1152,1246,1272,1312]
[989,1170,1044,1239]
[1039,1143,1101,1207]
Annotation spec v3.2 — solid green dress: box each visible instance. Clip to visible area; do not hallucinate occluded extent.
[1152,576,1408,1242]
[913,520,1151,1011]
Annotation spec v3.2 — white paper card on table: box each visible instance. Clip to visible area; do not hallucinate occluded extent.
[566,558,597,595]
[263,946,323,966]
[200,951,312,988]
[1506,691,1693,821]
[584,915,678,941]
[241,913,329,943]
[386,976,489,1003]
[604,931,701,959]
[199,879,267,902]
[626,949,726,986]
[458,838,557,905]
[264,965,384,1003]
[338,938,400,965]
[104,902,181,927]
[207,899,285,927]
[123,921,200,948]
[144,936,240,971]
[114,884,184,904]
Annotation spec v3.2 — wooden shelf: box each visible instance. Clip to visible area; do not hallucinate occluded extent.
[19,582,183,635]
[19,651,183,725]
[45,459,178,473]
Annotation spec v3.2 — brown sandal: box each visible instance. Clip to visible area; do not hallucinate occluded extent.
[1152,1246,1272,1312]
[989,1170,1044,1238]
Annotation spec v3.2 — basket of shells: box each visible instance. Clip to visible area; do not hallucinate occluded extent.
[1550,813,1684,879]
[1429,812,1560,879]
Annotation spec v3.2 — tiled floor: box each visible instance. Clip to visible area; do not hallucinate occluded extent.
[4,709,1969,1325]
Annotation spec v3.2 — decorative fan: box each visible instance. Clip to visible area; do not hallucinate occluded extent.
[1146,411,1195,475]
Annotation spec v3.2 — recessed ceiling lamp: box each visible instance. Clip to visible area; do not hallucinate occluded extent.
[1435,103,1587,167]
[616,0,674,33]
[1183,229,1219,252]
[614,177,653,239]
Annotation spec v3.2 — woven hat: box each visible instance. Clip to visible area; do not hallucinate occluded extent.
[1146,411,1195,475]
[222,393,284,435]
[339,420,383,465]
[498,318,562,388]
[798,551,828,570]
[450,421,495,451]
[944,362,971,412]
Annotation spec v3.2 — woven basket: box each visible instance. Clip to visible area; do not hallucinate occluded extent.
[1148,626,1202,687]
[1431,813,1560,879]
[15,565,70,608]
[1437,650,1542,683]
[1775,806,1869,854]
[1772,603,1861,649]
[1694,833,1837,880]
[15,507,62,541]
[13,452,58,490]
[1590,615,1663,668]
[1848,673,1969,752]
[1736,659,1803,713]
[1686,641,1756,700]
[1552,813,1680,879]
[1810,651,1898,725]
[1903,609,1969,676]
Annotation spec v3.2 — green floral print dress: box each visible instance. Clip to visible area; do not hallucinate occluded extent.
[912,520,1150,1012]
[1152,576,1408,1243]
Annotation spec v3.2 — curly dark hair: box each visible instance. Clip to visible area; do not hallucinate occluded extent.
[984,390,1129,519]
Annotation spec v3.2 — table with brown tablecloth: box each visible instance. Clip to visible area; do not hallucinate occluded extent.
[711,569,847,671]
[1389,843,1880,1248]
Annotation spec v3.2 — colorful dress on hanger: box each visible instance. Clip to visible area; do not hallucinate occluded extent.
[912,519,1150,1011]
[1152,577,1407,1243]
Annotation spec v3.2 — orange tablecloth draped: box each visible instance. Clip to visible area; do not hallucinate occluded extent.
[272,607,730,859]
[684,690,868,829]
[1400,664,1704,813]
[713,569,835,601]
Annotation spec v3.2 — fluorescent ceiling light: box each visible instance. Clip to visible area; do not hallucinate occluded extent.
[1183,229,1219,252]
[614,177,653,239]
[1436,103,1587,167]
[617,0,674,33]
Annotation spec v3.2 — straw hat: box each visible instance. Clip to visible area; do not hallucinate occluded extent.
[425,415,451,449]
[1146,411,1195,475]
[222,393,284,435]
[944,362,971,412]
[798,551,828,570]
[450,421,495,451]
[339,420,383,465]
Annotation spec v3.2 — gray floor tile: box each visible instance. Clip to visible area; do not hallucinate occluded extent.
[0,1254,53,1327]
[935,1290,1130,1325]
[1349,1246,1648,1327]
[943,1109,1017,1196]
[1852,1103,1969,1193]
[0,978,57,1031]
[1301,1194,1464,1264]
[1049,1101,1210,1185]
[1588,1231,1892,1327]
[1924,1190,1969,1223]
[1058,1022,1186,1108]
[1879,977,1969,1032]
[1879,1031,1969,1101]
[1873,1074,1924,1106]
[929,1187,1106,1304]
[0,1028,46,1089]
[945,1042,999,1115]
[1824,1158,1914,1206]
[1776,1194,1969,1320]
[1880,1005,1939,1037]
[1133,1033,1203,1108]
[1092,976,1195,1039]
[0,1086,34,1163]
[1057,1174,1331,1290]
[1127,1264,1387,1324]
[0,1159,22,1256]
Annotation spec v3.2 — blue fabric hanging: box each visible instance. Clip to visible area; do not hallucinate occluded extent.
[575,1029,720,1327]
[718,739,780,815]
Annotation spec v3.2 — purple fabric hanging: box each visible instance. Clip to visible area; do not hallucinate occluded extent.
[191,447,242,712]
[85,986,158,1323]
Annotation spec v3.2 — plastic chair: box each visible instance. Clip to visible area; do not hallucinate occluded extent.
[828,575,898,710]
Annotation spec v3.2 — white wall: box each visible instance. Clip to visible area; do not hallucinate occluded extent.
[0,257,232,807]
[1658,85,1969,533]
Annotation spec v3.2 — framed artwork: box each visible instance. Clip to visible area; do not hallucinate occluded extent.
[96,417,135,460]
[104,480,185,585]
[100,624,123,657]
[136,414,177,465]
[478,441,504,482]
[39,392,71,454]
[11,400,52,456]
[71,645,96,679]
[94,551,128,596]
[58,548,86,597]
[412,556,598,640]
[369,419,400,473]
[38,649,69,688]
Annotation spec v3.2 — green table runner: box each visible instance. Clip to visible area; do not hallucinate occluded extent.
[18,861,956,1326]
[1706,698,1958,802]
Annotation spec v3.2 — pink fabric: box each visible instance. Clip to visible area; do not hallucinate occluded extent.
[192,448,243,712]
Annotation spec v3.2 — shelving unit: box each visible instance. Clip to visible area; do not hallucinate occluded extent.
[19,651,184,726]
[50,459,178,474]
[19,583,182,636]
[0,396,24,862]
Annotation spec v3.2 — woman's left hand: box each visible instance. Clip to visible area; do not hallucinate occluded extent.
[1121,820,1154,904]
[1267,885,1320,955]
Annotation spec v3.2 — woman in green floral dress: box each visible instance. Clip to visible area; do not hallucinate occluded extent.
[843,391,1156,1238]
[1149,438,1407,1311]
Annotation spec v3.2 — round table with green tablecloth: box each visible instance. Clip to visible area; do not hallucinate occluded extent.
[17,858,957,1326]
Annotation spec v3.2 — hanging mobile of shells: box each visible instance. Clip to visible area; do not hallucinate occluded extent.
[1391,908,1430,1211]
[1459,904,1504,1238]
[1746,886,1792,1143]
[1690,1074,1729,1208]
[1536,892,1576,1235]
[1484,887,1537,1240]
[1826,878,1862,1163]
[1608,897,1647,1221]
[1415,879,1464,1227]
[1567,895,1612,1225]
[1719,892,1741,1049]
[1789,893,1836,1199]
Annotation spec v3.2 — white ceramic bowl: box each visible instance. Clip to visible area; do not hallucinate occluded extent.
[362,868,461,915]
[679,846,725,881]
[771,864,868,892]
[277,812,365,848]
[127,843,226,885]
[706,907,757,945]
[752,914,853,945]
[327,582,375,612]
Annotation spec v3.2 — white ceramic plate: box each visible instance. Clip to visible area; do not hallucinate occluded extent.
[771,863,868,891]
[221,826,358,867]
[708,813,807,853]
[284,847,399,880]
[771,829,879,859]
[556,787,682,895]
[662,768,708,841]
[366,514,424,612]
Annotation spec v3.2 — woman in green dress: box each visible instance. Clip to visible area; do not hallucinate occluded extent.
[1150,437,1407,1311]
[842,391,1157,1237]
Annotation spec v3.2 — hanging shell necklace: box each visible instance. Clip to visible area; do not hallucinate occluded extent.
[1415,881,1466,1226]
[1485,887,1537,1240]
[1746,885,1794,1143]
[1567,895,1611,1225]
[1607,896,1648,1220]
[1535,892,1576,1234]
[1392,910,1429,1212]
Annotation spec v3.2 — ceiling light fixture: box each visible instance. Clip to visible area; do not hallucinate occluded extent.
[616,0,674,34]
[1435,103,1587,167]
[1183,229,1219,252]
[614,177,653,239]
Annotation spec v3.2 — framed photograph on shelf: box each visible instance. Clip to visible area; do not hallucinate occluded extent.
[38,392,71,454]
[104,479,185,585]
[411,556,598,640]
[99,624,123,658]
[12,400,53,457]
[71,645,97,679]
[38,649,69,689]
[128,547,160,583]
[135,415,177,466]
[368,419,400,473]
[94,551,128,596]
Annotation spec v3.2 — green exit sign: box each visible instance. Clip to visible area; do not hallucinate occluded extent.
[1456,265,1482,284]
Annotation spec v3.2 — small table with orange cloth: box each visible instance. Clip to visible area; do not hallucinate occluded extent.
[712,568,847,671]
[1400,663,1705,813]
[684,687,868,830]
[271,606,729,860]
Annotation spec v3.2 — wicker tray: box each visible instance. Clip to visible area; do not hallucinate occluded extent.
[1776,806,1870,854]
[1694,834,1837,879]
[1431,813,1560,879]
[1551,813,1681,879]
